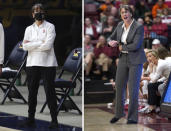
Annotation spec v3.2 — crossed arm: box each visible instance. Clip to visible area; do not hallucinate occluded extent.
[23,25,56,52]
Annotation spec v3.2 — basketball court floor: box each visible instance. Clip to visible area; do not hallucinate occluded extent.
[0,72,82,131]
[85,104,171,131]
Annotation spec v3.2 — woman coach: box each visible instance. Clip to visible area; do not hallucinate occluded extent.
[108,5,147,124]
[22,3,58,129]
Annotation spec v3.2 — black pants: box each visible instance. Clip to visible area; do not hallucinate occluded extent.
[148,82,163,107]
[26,66,57,122]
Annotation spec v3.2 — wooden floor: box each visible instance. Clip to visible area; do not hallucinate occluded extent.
[0,127,21,131]
[85,104,171,131]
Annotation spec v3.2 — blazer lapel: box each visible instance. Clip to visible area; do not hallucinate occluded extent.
[126,20,136,43]
[118,26,124,42]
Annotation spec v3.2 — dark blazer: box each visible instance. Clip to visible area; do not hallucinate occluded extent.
[108,20,147,65]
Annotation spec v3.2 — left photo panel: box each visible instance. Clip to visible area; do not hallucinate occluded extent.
[0,0,82,131]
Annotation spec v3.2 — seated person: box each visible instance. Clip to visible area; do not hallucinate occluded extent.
[150,16,168,46]
[93,35,119,80]
[146,50,171,113]
[84,35,94,79]
[102,15,116,39]
[152,0,168,18]
[139,49,157,113]
[152,39,162,50]
[85,17,98,39]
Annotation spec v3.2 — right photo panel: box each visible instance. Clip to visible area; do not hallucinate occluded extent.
[84,0,171,131]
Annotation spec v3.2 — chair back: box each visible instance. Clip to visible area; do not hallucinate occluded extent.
[7,41,27,67]
[63,48,82,74]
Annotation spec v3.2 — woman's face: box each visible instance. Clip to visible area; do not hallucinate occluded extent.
[107,16,114,25]
[84,35,91,45]
[147,52,152,63]
[85,18,91,26]
[32,6,44,19]
[147,52,157,64]
[120,8,132,23]
[98,36,106,44]
[151,54,157,64]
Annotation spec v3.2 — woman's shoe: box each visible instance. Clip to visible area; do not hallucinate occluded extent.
[110,117,120,123]
[127,120,137,124]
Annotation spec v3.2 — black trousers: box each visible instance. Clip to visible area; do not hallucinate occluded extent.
[26,66,57,122]
[148,82,163,107]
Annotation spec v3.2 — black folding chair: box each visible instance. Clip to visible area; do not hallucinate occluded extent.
[0,41,27,105]
[40,48,82,115]
[75,69,82,96]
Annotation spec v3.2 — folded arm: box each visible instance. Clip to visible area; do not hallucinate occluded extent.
[36,25,56,51]
[23,40,42,51]
[122,25,144,52]
[23,24,56,52]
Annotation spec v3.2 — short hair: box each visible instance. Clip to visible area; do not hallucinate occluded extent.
[119,5,134,18]
[32,3,45,13]
[157,46,169,59]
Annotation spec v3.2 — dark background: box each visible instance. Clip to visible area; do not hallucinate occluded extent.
[0,0,82,66]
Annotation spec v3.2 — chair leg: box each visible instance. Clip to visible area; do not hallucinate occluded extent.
[56,89,82,115]
[40,95,60,113]
[13,85,27,104]
[1,86,12,105]
[40,101,47,113]
[67,95,82,115]
[56,96,66,115]
[1,84,27,104]
[0,85,13,102]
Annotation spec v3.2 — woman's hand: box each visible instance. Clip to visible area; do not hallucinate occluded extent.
[108,40,118,47]
[96,42,102,48]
